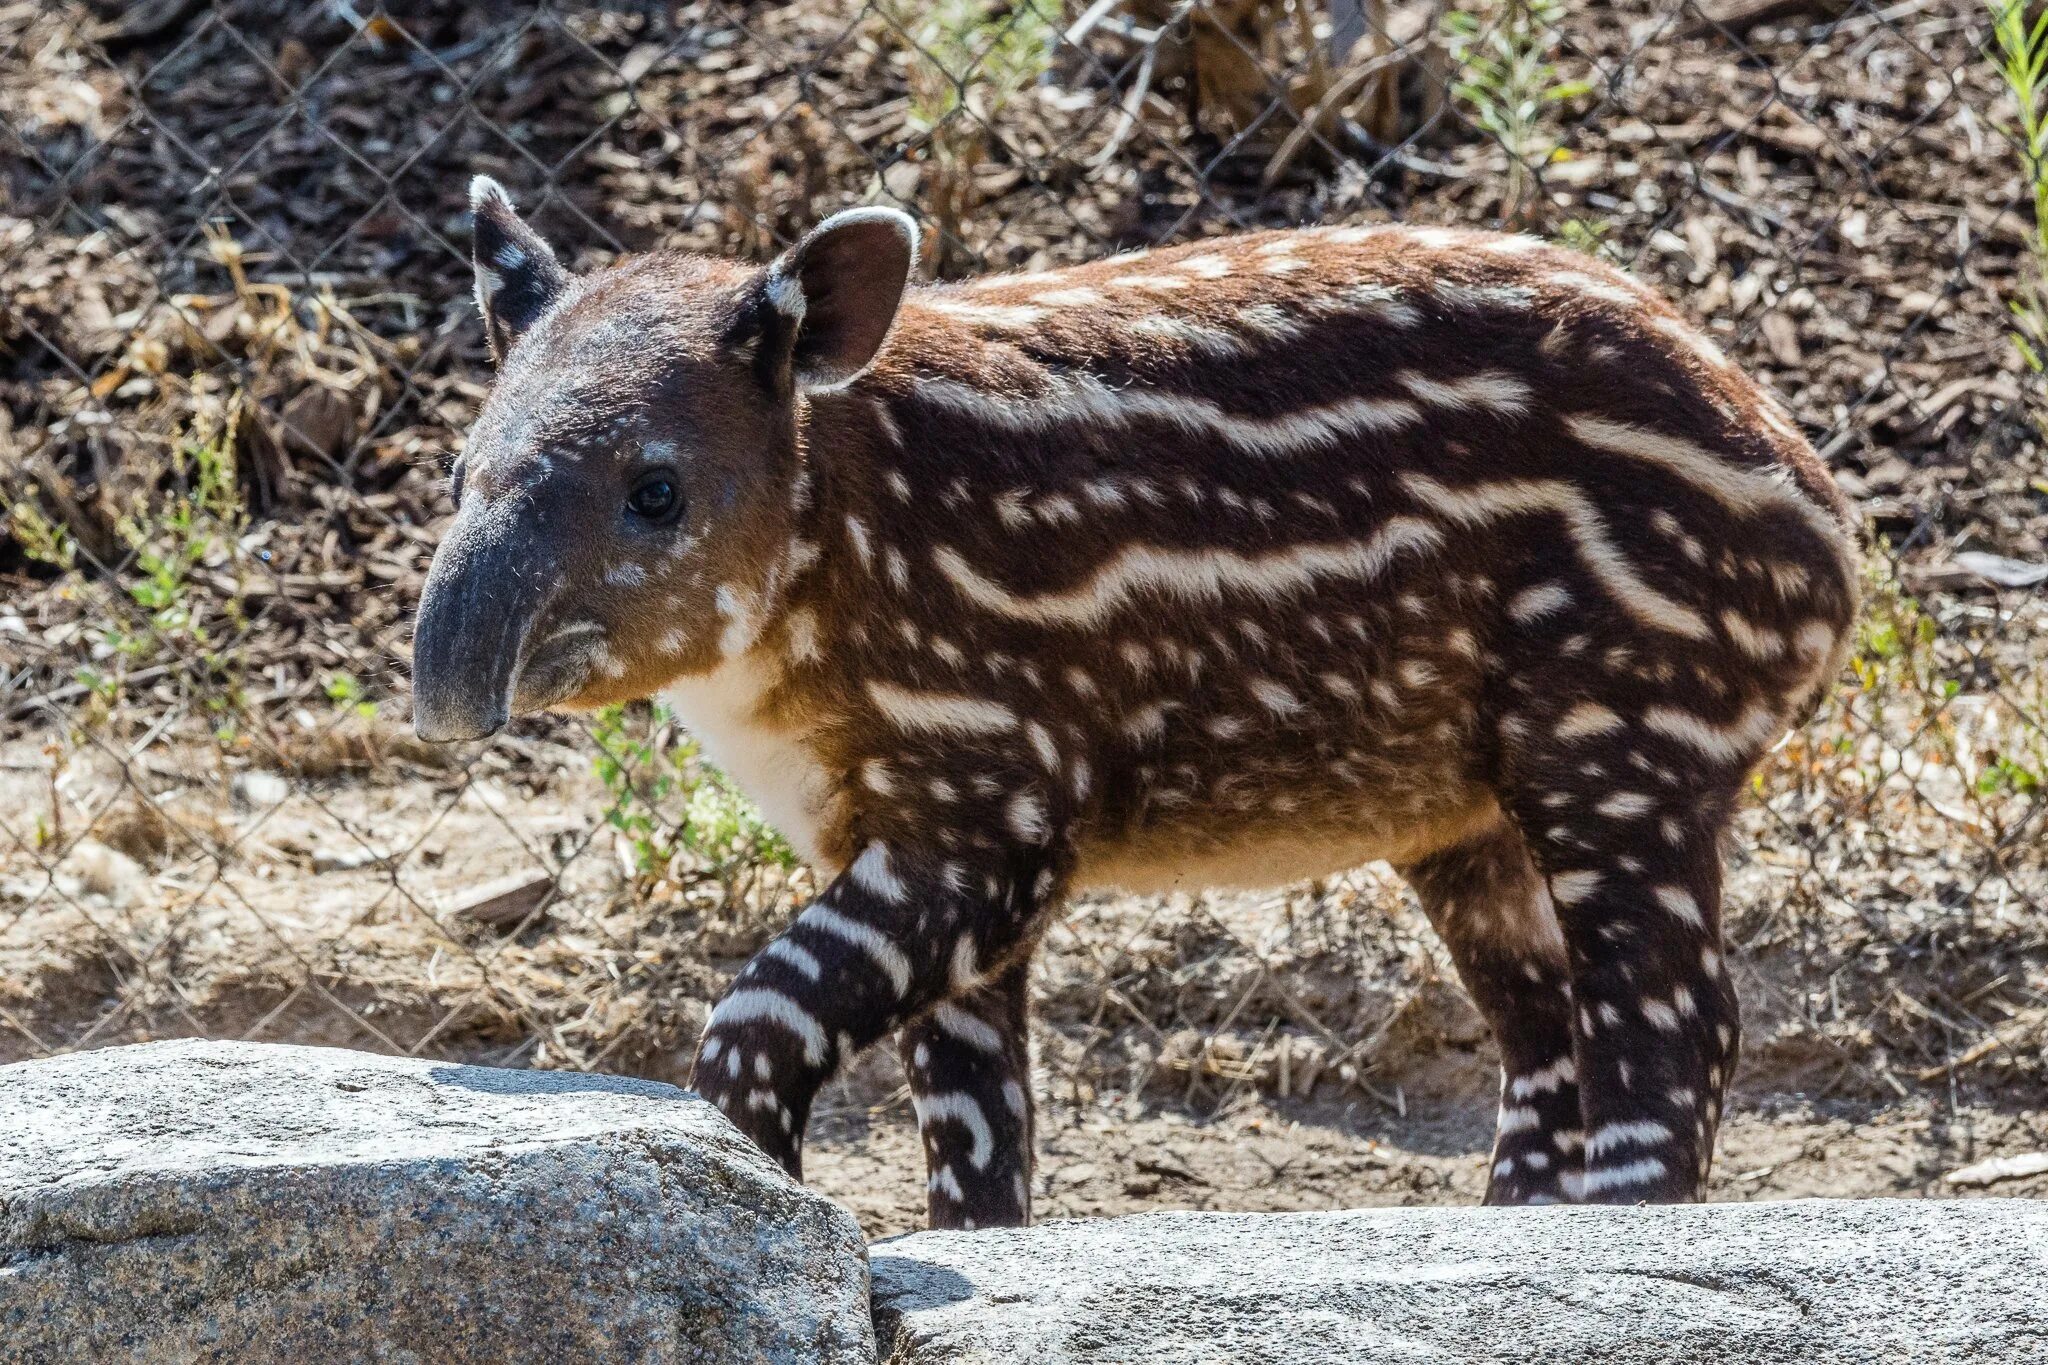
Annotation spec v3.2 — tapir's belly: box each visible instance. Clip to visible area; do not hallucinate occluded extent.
[663,644,1498,898]
[1072,780,1499,896]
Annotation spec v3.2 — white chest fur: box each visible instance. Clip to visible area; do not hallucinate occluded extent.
[661,654,834,872]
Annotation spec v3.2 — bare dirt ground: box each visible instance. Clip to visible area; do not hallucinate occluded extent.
[4,0,2047,1239]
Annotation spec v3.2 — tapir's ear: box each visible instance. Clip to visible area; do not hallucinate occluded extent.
[470,175,570,364]
[758,207,918,393]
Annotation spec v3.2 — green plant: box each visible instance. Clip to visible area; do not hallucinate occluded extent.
[882,0,1055,273]
[1830,553,2048,816]
[1988,0,2048,381]
[591,702,796,896]
[1441,0,1594,222]
[1977,753,2043,797]
[324,672,377,720]
[3,496,77,571]
[1556,216,1617,260]
[5,407,253,742]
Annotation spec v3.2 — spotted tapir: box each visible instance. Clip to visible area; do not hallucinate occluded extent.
[410,176,1858,1227]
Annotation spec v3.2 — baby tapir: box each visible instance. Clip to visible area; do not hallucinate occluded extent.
[412,176,1858,1226]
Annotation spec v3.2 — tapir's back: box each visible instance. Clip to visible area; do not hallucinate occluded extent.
[806,224,1857,893]
[875,224,1846,524]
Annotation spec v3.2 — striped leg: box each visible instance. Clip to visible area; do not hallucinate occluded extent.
[898,958,1035,1229]
[689,838,1059,1181]
[1399,817,1582,1205]
[1504,721,1744,1204]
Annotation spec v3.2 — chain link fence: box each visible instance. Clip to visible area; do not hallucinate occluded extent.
[4,0,2046,1224]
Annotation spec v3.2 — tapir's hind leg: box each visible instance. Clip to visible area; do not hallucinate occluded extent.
[1496,695,1748,1203]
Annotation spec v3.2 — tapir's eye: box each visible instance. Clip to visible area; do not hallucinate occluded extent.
[628,469,682,523]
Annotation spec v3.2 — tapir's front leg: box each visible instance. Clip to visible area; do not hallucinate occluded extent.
[690,838,1063,1181]
[898,958,1035,1229]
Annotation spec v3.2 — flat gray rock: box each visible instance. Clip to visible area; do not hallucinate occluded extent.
[0,1040,873,1364]
[872,1198,2048,1363]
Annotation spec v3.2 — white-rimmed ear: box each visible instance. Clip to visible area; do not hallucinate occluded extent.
[760,207,919,392]
[470,175,570,364]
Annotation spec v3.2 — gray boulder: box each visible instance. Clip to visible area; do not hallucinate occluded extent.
[0,1040,874,1364]
[872,1198,2048,1363]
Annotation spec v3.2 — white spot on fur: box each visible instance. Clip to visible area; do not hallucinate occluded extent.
[849,842,907,904]
[708,989,827,1067]
[1027,722,1061,771]
[867,681,1019,736]
[1008,792,1049,843]
[926,299,1046,328]
[949,935,982,992]
[932,519,1443,629]
[845,515,873,568]
[1249,677,1302,715]
[1508,582,1572,623]
[1498,1105,1542,1133]
[765,937,823,981]
[932,1003,1005,1053]
[1110,273,1191,291]
[1555,703,1623,741]
[1399,370,1533,416]
[1509,1055,1577,1100]
[1581,1156,1668,1194]
[1596,791,1654,819]
[784,608,822,664]
[1544,269,1645,308]
[799,903,912,996]
[1654,885,1705,929]
[714,584,761,657]
[1551,870,1602,906]
[1642,703,1782,765]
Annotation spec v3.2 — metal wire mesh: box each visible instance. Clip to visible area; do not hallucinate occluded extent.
[3,0,2045,1214]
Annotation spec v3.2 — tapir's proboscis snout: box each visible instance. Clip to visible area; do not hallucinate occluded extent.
[409,495,557,743]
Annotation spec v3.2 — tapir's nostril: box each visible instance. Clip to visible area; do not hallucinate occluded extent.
[411,696,509,744]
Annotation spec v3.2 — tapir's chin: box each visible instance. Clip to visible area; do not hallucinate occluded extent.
[510,638,595,716]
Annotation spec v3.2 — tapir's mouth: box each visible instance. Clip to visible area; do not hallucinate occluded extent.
[510,623,603,716]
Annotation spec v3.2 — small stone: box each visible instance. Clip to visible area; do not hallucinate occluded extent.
[1953,552,2048,591]
[1862,456,1913,494]
[231,768,291,810]
[310,843,391,873]
[448,868,557,929]
[1944,1151,2048,1188]
[55,839,147,906]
